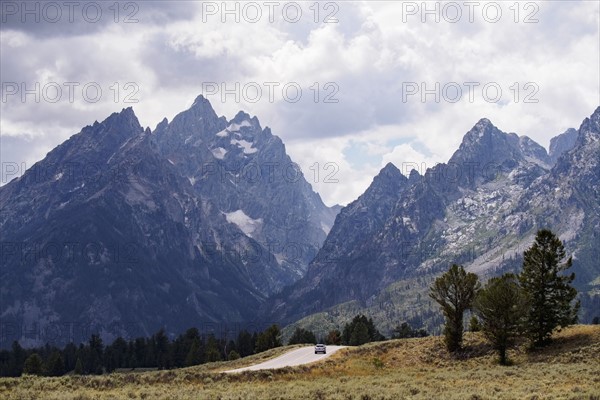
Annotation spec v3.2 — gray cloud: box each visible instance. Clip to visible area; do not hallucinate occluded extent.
[0,1,195,37]
[1,0,598,205]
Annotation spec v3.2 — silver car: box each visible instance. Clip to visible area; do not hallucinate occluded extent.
[314,343,326,354]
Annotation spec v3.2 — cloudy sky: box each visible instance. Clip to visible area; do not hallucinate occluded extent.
[1,0,598,206]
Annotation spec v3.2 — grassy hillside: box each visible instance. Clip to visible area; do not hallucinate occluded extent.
[1,325,598,399]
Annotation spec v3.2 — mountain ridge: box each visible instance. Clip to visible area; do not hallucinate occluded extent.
[0,97,337,347]
[266,106,600,330]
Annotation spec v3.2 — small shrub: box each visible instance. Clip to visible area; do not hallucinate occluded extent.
[372,357,384,369]
[228,350,241,361]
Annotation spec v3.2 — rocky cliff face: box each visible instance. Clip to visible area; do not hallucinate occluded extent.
[0,97,337,346]
[268,108,600,327]
[153,96,338,292]
[549,128,578,164]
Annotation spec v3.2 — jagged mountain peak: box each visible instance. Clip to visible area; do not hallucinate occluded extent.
[227,111,261,132]
[0,96,342,344]
[232,110,252,122]
[191,94,212,108]
[189,95,218,118]
[518,135,551,166]
[357,162,407,204]
[372,162,406,187]
[577,106,600,146]
[408,168,421,183]
[268,106,600,330]
[155,117,169,131]
[462,117,501,144]
[380,162,402,175]
[475,117,494,128]
[96,106,141,133]
[453,117,515,160]
[549,128,578,164]
[447,117,553,187]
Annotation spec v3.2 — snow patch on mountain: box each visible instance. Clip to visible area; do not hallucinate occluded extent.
[211,147,228,159]
[224,210,263,238]
[228,120,251,132]
[231,139,257,155]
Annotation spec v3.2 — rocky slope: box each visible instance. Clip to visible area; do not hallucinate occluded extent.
[268,107,600,328]
[0,97,337,346]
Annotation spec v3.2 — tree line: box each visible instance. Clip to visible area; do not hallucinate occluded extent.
[0,324,283,377]
[2,312,428,377]
[430,229,582,365]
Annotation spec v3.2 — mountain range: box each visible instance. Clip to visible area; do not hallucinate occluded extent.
[0,96,337,346]
[1,98,598,345]
[268,107,600,336]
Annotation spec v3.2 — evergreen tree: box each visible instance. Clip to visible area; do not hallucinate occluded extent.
[391,322,427,338]
[133,337,147,368]
[469,315,481,332]
[204,335,222,362]
[62,343,78,373]
[341,315,384,345]
[349,322,370,345]
[519,229,580,346]
[105,337,128,372]
[44,351,65,376]
[288,328,317,345]
[228,350,241,361]
[88,334,104,374]
[392,322,414,339]
[153,329,170,369]
[474,274,528,365]
[9,341,26,377]
[184,338,203,366]
[74,357,83,375]
[325,329,342,345]
[23,353,44,375]
[255,325,282,353]
[237,330,254,357]
[429,264,480,352]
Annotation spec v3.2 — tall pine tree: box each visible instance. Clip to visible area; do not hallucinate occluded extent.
[474,273,527,365]
[430,264,480,352]
[519,229,579,346]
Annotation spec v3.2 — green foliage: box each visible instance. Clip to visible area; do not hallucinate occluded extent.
[236,330,255,357]
[392,322,428,339]
[74,357,83,375]
[349,322,370,345]
[204,335,222,362]
[519,229,580,346]
[227,350,241,361]
[87,334,104,374]
[429,264,480,352]
[184,338,203,366]
[0,323,300,377]
[325,329,342,345]
[44,351,65,376]
[469,316,481,332]
[288,327,317,345]
[474,273,528,365]
[342,315,385,345]
[372,357,384,369]
[23,353,43,376]
[152,328,170,369]
[255,325,282,353]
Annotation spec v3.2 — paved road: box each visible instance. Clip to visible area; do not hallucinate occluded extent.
[224,345,345,373]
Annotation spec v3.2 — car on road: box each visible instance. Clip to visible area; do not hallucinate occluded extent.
[314,343,326,354]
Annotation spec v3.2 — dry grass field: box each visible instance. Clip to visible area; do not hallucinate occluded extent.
[1,325,598,400]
